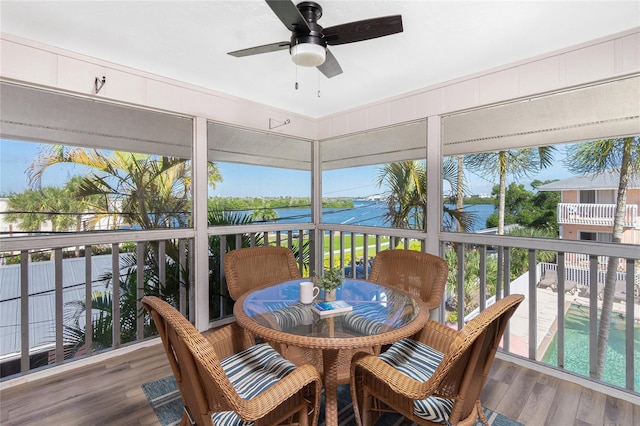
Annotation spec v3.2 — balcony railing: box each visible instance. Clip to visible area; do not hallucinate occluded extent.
[558,203,639,228]
[0,229,194,377]
[1,225,638,396]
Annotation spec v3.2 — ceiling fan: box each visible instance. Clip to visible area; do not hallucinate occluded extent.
[227,0,403,78]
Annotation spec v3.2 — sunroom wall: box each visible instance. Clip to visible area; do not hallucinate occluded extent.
[2,28,639,329]
[317,28,640,139]
[2,29,638,142]
[0,33,318,141]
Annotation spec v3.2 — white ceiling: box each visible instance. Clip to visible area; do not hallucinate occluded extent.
[1,1,639,118]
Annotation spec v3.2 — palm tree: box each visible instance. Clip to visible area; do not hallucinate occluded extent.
[442,157,476,232]
[564,136,640,380]
[207,209,260,318]
[5,189,49,233]
[6,182,92,234]
[376,159,477,312]
[376,158,474,232]
[6,184,90,260]
[456,156,465,229]
[464,148,555,299]
[465,147,556,235]
[28,145,221,231]
[444,248,498,320]
[376,161,425,229]
[252,207,279,223]
[29,145,222,264]
[64,254,179,356]
[27,145,220,353]
[207,208,310,319]
[505,226,557,278]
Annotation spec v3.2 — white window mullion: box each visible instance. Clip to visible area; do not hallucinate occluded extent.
[193,116,209,331]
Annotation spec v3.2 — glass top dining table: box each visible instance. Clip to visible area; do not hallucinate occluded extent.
[233,278,429,426]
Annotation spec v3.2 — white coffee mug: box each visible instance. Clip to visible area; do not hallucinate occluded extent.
[299,281,320,304]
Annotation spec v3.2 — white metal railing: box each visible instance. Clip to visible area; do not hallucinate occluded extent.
[438,231,638,393]
[558,203,638,228]
[0,229,193,378]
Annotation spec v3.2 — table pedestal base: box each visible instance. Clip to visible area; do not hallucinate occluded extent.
[322,348,340,426]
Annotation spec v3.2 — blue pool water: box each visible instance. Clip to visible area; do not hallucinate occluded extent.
[542,304,640,391]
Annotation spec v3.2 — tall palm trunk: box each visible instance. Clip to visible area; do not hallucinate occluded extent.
[75,214,82,256]
[456,156,465,231]
[495,152,507,295]
[595,137,633,379]
[498,151,507,236]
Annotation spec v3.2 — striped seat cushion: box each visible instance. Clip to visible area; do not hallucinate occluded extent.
[379,338,454,425]
[211,343,297,426]
[342,303,388,335]
[269,302,314,329]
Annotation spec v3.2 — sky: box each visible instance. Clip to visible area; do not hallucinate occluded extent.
[1,139,574,198]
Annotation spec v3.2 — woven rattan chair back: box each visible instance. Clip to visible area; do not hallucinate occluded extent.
[434,294,524,424]
[142,296,321,426]
[142,296,238,425]
[225,246,302,301]
[368,249,448,310]
[351,294,524,426]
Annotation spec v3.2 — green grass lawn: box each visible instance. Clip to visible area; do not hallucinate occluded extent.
[322,233,389,251]
[322,234,392,266]
[272,232,393,266]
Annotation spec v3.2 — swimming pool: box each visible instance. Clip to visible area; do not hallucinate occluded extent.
[542,304,640,391]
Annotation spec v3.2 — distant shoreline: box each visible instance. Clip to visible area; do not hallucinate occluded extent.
[209,195,495,211]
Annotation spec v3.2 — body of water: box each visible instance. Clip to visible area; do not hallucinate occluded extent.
[541,304,639,391]
[271,201,495,233]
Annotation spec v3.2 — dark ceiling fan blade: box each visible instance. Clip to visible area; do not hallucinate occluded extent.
[323,15,403,46]
[317,48,342,78]
[227,41,290,57]
[265,0,311,33]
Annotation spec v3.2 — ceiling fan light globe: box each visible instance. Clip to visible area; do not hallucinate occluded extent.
[290,43,326,67]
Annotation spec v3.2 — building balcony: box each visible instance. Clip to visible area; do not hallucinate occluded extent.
[558,203,639,228]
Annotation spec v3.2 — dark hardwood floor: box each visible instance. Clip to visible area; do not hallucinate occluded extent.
[1,340,638,425]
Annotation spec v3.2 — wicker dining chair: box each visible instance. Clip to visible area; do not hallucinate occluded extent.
[223,246,308,364]
[142,296,322,426]
[350,294,524,426]
[224,246,301,301]
[368,249,449,311]
[224,246,365,385]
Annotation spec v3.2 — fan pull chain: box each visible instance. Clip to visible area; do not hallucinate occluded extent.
[295,65,299,90]
[317,71,321,97]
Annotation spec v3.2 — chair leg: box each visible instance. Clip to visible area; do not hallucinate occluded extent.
[298,406,309,426]
[475,400,489,426]
[361,391,372,426]
[180,410,193,426]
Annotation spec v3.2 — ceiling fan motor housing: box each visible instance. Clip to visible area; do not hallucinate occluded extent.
[290,1,326,66]
[297,1,323,23]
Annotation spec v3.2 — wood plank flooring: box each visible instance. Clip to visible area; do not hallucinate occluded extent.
[1,340,638,426]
